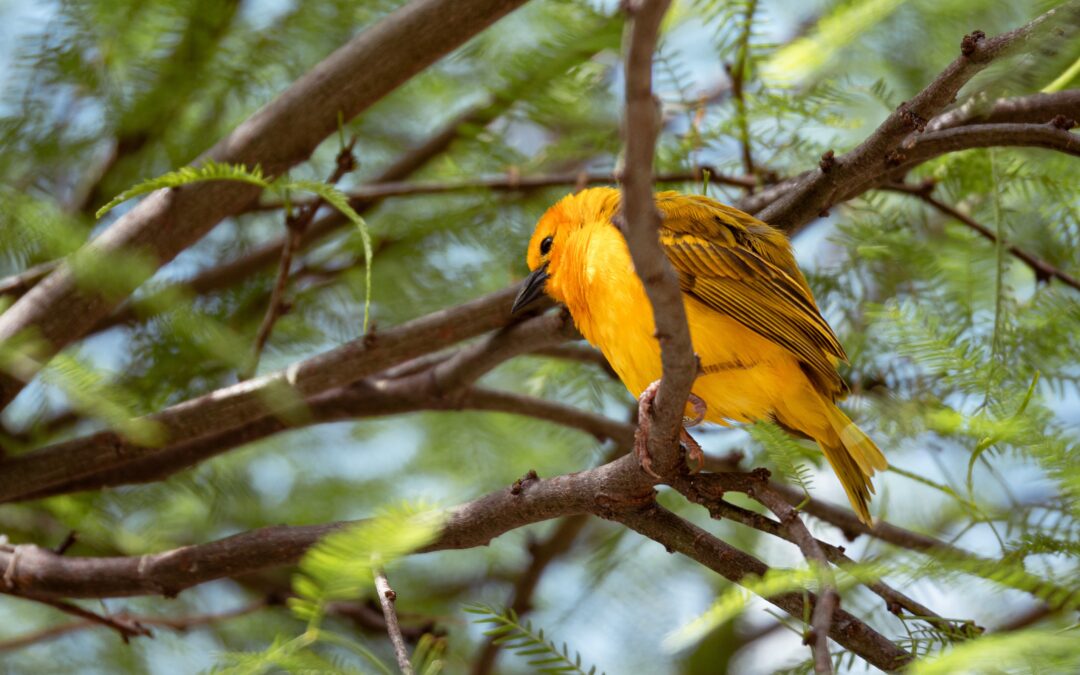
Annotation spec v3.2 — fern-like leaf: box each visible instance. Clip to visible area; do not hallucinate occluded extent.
[96,160,270,219]
[464,604,604,675]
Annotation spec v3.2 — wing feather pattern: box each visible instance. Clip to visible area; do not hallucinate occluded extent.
[654,192,847,397]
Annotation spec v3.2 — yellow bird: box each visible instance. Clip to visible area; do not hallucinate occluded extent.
[512,187,887,524]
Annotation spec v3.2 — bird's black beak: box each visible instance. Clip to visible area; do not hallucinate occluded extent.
[511,264,550,314]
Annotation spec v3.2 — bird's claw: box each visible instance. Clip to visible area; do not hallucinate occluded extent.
[634,380,662,479]
[684,392,707,427]
[633,380,707,477]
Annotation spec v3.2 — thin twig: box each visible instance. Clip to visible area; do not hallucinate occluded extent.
[750,481,837,675]
[884,182,1080,292]
[613,503,913,671]
[6,594,152,643]
[926,89,1080,131]
[698,496,955,634]
[681,470,838,673]
[245,140,358,379]
[728,0,759,184]
[0,598,267,653]
[249,167,755,212]
[374,569,414,675]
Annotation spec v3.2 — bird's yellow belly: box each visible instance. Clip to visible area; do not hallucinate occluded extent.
[582,292,802,426]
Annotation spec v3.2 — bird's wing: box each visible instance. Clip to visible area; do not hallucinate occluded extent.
[654,192,847,395]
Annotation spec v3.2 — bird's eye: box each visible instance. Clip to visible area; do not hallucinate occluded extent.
[539,236,553,255]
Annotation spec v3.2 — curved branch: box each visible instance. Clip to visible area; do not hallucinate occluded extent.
[251,168,754,213]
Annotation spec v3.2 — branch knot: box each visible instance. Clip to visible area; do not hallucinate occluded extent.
[960,29,986,56]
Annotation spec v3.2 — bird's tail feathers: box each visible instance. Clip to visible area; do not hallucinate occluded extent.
[817,405,887,526]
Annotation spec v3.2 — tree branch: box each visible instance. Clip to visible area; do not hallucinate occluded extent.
[619,0,697,478]
[0,597,267,653]
[746,476,838,674]
[611,504,912,671]
[245,140,358,379]
[884,182,1080,292]
[4,594,153,643]
[926,89,1080,131]
[251,168,755,212]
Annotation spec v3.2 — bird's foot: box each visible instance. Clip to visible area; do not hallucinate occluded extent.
[634,381,708,478]
[685,392,707,427]
[634,380,662,479]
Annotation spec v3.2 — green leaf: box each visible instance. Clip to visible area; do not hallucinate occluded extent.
[96,160,270,219]
[292,502,444,611]
[463,603,604,675]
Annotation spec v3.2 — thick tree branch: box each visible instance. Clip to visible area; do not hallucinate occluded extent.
[0,0,531,411]
[10,386,627,502]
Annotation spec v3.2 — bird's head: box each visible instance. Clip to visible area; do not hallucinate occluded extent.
[512,187,620,314]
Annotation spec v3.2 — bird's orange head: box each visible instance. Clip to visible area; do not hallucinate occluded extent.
[512,187,621,313]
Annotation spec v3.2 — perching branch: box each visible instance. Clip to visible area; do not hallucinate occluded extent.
[619,0,698,478]
[0,456,912,672]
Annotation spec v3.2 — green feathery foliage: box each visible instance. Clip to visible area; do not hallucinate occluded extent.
[465,603,606,675]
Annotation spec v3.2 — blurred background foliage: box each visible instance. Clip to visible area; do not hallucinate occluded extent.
[0,0,1077,672]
